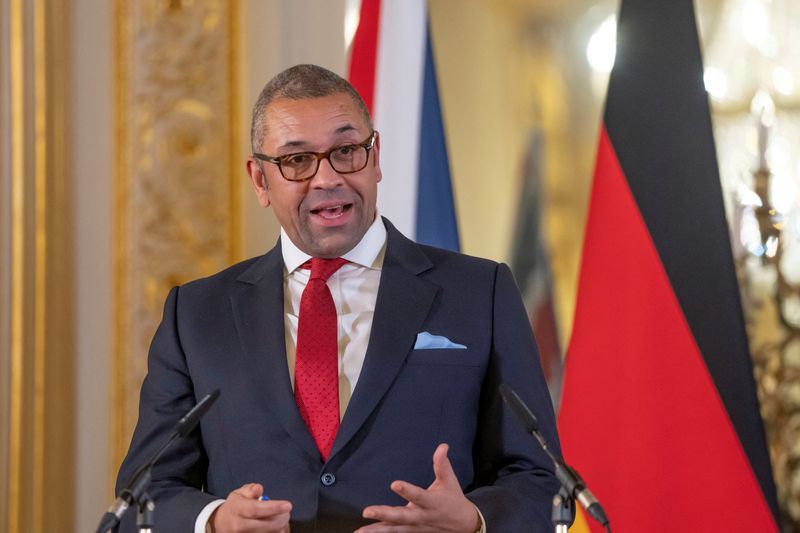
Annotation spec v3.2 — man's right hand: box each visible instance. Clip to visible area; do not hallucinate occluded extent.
[210,483,292,533]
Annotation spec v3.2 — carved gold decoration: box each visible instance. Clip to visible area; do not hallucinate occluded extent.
[113,0,241,478]
[8,2,27,531]
[3,0,73,532]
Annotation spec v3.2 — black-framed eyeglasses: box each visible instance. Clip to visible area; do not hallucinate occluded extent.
[253,132,377,182]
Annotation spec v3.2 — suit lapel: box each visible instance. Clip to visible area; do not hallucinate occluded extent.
[230,241,320,463]
[330,221,438,459]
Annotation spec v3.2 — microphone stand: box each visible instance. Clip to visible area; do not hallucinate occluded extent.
[95,389,220,533]
[137,493,155,533]
[498,384,611,533]
[551,486,574,533]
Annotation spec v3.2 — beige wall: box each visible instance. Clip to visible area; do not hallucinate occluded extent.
[239,0,350,259]
[431,0,532,262]
[72,0,113,529]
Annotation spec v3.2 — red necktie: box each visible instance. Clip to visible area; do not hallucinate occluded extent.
[294,257,347,461]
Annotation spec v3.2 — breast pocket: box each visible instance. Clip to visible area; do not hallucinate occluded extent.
[405,348,482,366]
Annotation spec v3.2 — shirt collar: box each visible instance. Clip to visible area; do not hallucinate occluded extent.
[280,215,387,274]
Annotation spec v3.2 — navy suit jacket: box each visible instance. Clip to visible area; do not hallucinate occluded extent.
[116,219,561,532]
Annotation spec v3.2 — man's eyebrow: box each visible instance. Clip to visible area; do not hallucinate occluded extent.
[276,140,309,151]
[334,124,358,135]
[275,124,362,152]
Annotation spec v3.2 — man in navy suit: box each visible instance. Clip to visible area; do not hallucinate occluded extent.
[116,64,561,532]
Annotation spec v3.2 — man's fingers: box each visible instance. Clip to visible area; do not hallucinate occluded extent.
[359,444,475,532]
[226,483,292,519]
[231,482,263,499]
[389,480,434,508]
[432,443,458,485]
[362,503,423,525]
[237,499,293,520]
[225,514,291,531]
[220,501,292,522]
[212,492,292,533]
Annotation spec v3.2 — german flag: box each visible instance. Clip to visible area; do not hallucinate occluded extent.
[557,0,780,531]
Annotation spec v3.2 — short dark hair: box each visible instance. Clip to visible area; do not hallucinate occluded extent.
[250,64,373,152]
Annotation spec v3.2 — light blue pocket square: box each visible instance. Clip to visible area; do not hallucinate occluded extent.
[414,331,467,350]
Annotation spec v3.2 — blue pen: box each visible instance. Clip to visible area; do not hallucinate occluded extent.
[259,495,270,501]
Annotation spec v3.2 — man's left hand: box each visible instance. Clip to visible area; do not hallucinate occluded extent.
[356,443,481,533]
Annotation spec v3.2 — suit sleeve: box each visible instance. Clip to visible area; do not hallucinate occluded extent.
[465,263,561,530]
[115,286,217,532]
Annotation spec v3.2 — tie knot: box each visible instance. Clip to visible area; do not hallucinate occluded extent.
[308,257,347,282]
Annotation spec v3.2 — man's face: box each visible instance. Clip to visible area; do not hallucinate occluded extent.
[247,93,381,258]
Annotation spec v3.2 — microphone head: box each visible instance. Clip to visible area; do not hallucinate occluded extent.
[499,383,539,434]
[176,389,220,438]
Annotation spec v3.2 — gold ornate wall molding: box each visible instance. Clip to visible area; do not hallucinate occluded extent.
[1,0,73,532]
[112,0,241,477]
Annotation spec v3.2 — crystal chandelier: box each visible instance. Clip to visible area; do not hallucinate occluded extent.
[702,0,800,528]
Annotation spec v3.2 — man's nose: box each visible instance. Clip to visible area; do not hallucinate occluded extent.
[310,157,345,188]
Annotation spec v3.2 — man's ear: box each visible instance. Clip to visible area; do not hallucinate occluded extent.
[246,159,271,208]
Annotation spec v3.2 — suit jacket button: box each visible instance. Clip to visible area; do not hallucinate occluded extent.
[320,472,336,487]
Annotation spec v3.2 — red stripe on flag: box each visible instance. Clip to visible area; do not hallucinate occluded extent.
[347,0,381,114]
[558,127,776,532]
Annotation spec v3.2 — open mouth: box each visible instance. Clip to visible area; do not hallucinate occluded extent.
[310,203,353,220]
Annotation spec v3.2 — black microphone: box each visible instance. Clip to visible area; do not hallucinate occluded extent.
[176,389,220,437]
[498,384,609,528]
[96,390,220,533]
